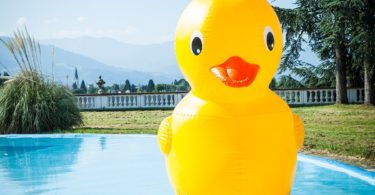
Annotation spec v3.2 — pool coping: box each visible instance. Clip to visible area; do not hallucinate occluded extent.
[298,153,375,185]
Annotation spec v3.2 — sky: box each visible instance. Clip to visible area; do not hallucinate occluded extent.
[0,0,295,44]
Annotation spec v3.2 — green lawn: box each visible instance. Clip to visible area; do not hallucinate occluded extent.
[293,105,375,169]
[64,105,374,169]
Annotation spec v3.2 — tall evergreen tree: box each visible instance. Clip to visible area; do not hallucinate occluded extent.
[277,75,305,89]
[80,80,87,94]
[123,79,131,92]
[147,79,155,92]
[72,82,78,90]
[130,84,137,93]
[269,78,278,90]
[276,0,359,104]
[349,0,375,104]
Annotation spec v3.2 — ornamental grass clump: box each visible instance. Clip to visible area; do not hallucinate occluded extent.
[0,28,82,134]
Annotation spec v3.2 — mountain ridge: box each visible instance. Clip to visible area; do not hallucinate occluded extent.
[0,36,180,85]
[42,37,182,79]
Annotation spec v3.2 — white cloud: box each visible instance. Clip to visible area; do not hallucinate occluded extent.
[0,32,7,36]
[17,17,27,26]
[77,16,87,23]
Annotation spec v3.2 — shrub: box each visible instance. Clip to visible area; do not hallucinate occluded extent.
[0,28,82,134]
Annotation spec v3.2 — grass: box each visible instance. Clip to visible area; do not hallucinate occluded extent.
[293,105,375,169]
[60,105,374,169]
[80,110,171,132]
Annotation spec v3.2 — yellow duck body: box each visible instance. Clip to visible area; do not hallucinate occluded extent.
[158,0,304,194]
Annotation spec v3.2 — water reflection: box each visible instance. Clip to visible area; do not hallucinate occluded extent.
[0,137,82,194]
[99,136,107,151]
[0,135,173,195]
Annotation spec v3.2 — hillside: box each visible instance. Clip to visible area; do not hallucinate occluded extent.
[43,37,182,79]
[0,37,180,85]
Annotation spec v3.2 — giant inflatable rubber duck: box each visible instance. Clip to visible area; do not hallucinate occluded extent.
[158,0,304,194]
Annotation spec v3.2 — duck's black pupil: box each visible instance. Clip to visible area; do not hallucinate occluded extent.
[192,37,202,56]
[267,32,275,51]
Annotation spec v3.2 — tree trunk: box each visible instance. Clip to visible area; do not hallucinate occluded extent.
[364,65,375,105]
[335,44,348,104]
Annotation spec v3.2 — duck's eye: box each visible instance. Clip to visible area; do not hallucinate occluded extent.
[191,31,203,56]
[264,26,275,51]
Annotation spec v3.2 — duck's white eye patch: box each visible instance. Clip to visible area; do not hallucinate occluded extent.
[190,31,203,56]
[264,26,275,51]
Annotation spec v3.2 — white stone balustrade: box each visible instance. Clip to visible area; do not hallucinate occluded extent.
[74,88,364,110]
[75,92,186,110]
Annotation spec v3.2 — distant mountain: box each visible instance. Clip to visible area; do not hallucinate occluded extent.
[43,37,182,79]
[1,36,320,86]
[43,37,320,79]
[0,37,178,85]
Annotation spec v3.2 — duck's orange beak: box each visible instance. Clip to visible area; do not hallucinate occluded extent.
[210,56,260,88]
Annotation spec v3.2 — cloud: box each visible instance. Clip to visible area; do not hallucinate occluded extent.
[77,16,88,23]
[17,17,27,26]
[0,32,7,36]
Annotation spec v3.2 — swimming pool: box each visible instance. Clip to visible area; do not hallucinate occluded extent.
[0,134,374,195]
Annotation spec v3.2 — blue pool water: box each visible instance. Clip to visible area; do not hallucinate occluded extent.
[0,135,374,195]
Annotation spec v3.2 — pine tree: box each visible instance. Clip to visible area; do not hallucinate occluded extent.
[123,79,131,93]
[349,0,375,104]
[277,75,304,89]
[130,84,137,93]
[72,82,78,90]
[80,80,87,94]
[275,0,359,104]
[269,78,278,90]
[147,79,155,92]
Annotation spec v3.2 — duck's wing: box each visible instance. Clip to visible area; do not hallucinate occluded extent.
[293,114,304,150]
[158,116,173,155]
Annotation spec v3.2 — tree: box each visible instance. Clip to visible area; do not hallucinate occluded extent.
[277,75,305,89]
[349,0,375,104]
[130,84,137,93]
[111,84,120,93]
[88,84,97,94]
[138,85,148,93]
[0,72,4,86]
[80,80,87,94]
[276,0,375,104]
[147,79,155,92]
[123,79,131,93]
[175,79,191,91]
[3,71,9,76]
[72,82,78,90]
[275,0,351,104]
[269,78,278,89]
[156,84,165,92]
